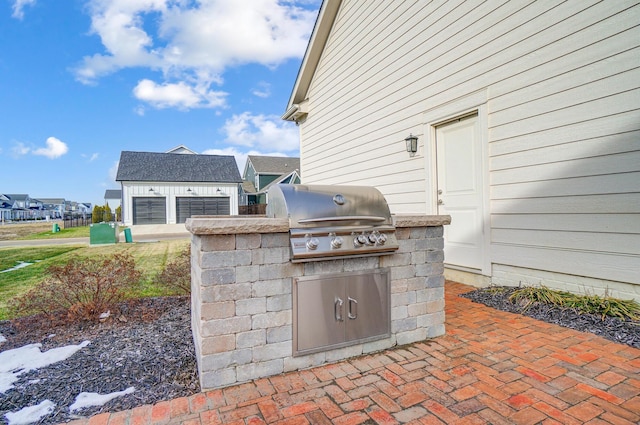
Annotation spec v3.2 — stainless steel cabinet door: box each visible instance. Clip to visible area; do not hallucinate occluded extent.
[294,275,345,355]
[345,271,390,342]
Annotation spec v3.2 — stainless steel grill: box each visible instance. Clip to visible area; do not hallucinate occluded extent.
[266,184,399,262]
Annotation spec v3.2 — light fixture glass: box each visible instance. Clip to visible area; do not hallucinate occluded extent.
[405,134,418,156]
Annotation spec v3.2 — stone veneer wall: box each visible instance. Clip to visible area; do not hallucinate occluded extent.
[186,215,450,390]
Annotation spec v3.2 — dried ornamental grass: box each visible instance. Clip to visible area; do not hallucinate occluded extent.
[508,285,640,321]
[563,293,640,321]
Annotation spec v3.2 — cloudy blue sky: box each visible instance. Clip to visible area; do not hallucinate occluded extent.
[0,0,319,206]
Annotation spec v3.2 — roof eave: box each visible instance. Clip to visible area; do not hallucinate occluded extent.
[284,0,342,117]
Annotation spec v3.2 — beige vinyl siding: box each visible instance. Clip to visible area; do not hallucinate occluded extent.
[299,0,640,286]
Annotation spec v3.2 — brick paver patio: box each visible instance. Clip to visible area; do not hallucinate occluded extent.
[71,281,640,425]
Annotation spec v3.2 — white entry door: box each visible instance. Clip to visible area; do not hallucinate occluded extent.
[435,114,484,270]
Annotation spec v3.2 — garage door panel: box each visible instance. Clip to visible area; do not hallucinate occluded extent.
[133,197,166,225]
[176,197,230,223]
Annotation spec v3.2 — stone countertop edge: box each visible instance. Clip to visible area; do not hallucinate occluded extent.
[392,214,451,228]
[186,214,450,235]
[186,216,289,235]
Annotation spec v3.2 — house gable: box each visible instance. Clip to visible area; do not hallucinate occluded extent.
[243,155,300,191]
[166,145,198,154]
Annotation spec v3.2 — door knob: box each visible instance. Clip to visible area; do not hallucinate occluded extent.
[437,189,443,195]
[438,199,444,205]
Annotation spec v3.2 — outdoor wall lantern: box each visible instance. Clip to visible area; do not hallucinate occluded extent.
[216,188,222,194]
[405,134,418,157]
[187,188,192,192]
[148,187,154,192]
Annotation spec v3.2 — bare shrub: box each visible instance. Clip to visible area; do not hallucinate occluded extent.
[156,246,191,295]
[15,253,141,321]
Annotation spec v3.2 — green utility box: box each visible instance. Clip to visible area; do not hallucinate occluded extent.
[89,222,119,245]
[52,223,60,233]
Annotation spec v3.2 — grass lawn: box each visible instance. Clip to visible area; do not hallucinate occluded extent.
[0,239,189,320]
[21,225,91,239]
[0,222,93,240]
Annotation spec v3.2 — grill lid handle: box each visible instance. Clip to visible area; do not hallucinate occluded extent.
[298,215,387,223]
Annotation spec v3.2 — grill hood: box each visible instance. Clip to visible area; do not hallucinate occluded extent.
[266,184,393,229]
[266,184,399,262]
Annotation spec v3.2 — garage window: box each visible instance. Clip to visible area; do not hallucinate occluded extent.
[133,197,167,225]
[176,197,230,224]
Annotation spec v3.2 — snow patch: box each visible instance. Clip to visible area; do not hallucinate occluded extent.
[0,341,90,393]
[69,387,135,412]
[0,261,34,273]
[5,400,55,425]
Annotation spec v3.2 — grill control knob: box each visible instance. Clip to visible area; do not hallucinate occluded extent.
[377,233,387,245]
[354,234,367,247]
[368,234,378,244]
[331,236,343,249]
[306,237,320,250]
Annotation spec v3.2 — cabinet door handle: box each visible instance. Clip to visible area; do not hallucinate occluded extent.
[335,298,344,322]
[348,297,358,319]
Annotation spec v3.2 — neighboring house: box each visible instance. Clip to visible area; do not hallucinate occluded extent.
[241,155,300,205]
[283,1,640,300]
[68,202,92,217]
[5,194,32,220]
[115,150,242,225]
[0,194,11,222]
[104,189,122,211]
[38,198,66,219]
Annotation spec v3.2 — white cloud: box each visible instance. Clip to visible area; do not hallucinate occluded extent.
[11,142,30,157]
[32,137,69,159]
[252,82,271,98]
[219,112,299,152]
[72,0,317,109]
[82,152,99,162]
[11,0,36,20]
[133,79,226,110]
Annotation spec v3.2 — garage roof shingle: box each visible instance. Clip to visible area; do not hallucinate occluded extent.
[116,151,242,183]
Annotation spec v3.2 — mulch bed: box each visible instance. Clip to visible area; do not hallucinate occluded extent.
[0,297,199,425]
[461,286,640,348]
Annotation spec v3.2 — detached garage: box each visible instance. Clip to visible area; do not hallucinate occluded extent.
[116,149,242,226]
